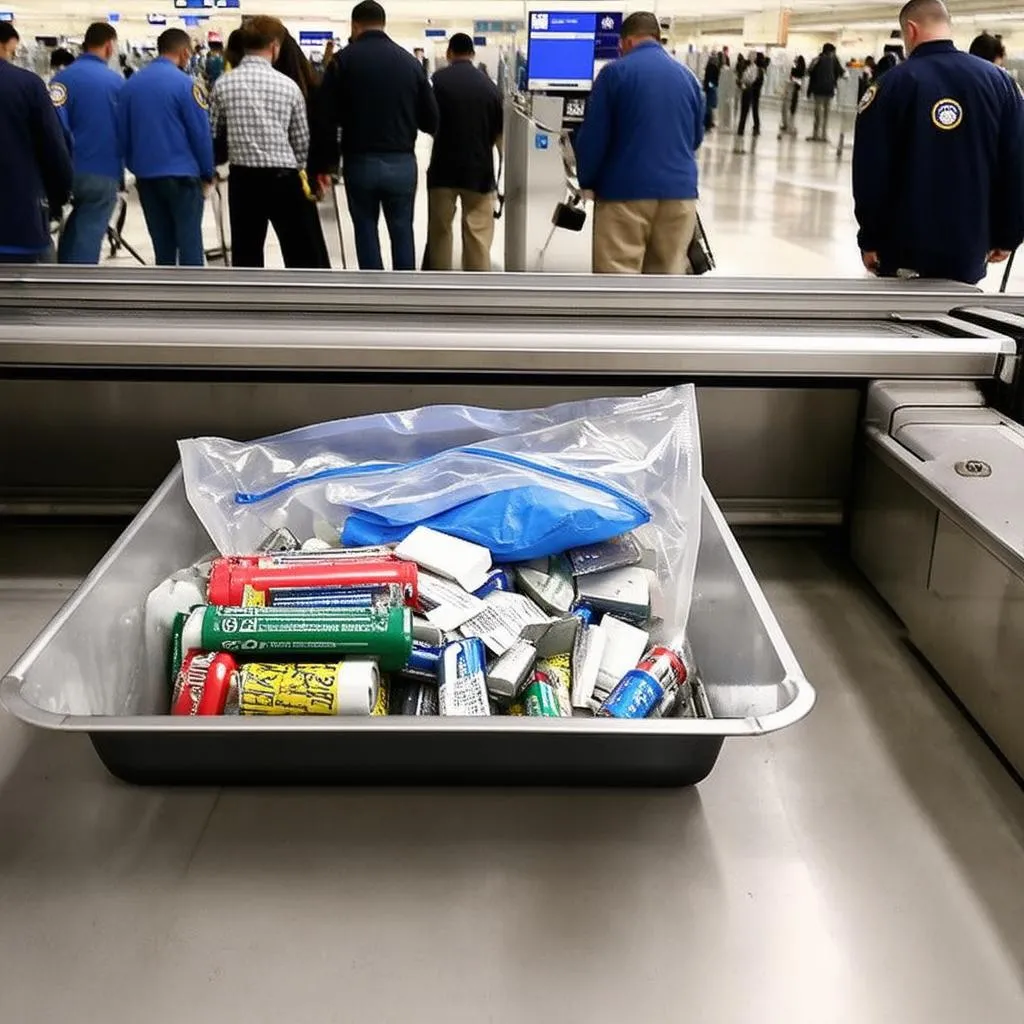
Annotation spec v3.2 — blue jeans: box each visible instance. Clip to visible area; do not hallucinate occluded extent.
[58,172,118,265]
[344,153,417,270]
[136,177,205,266]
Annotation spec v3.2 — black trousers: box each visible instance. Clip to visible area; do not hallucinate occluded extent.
[737,91,761,136]
[228,165,329,269]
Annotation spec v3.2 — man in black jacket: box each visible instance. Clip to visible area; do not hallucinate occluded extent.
[426,34,502,271]
[0,25,74,262]
[314,0,439,270]
[806,42,845,142]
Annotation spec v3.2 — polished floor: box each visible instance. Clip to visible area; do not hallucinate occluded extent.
[1,526,1023,1022]
[105,97,1016,291]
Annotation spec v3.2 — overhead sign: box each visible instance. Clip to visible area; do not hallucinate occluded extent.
[147,13,167,24]
[298,30,333,44]
[214,0,240,8]
[424,27,447,38]
[108,12,119,22]
[473,35,487,47]
[174,0,212,8]
[0,11,14,21]
[474,20,521,33]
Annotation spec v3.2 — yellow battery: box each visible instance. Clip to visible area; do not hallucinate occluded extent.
[238,660,381,716]
[241,584,267,607]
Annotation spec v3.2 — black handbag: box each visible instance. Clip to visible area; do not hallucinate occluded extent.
[688,213,715,275]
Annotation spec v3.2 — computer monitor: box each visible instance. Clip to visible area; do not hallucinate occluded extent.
[526,11,622,93]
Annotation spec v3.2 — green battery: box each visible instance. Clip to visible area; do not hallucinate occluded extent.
[178,604,413,671]
[521,668,562,717]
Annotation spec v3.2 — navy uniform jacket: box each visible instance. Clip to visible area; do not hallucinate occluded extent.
[0,60,73,255]
[50,53,124,180]
[853,40,1024,284]
[117,57,215,181]
[312,30,438,172]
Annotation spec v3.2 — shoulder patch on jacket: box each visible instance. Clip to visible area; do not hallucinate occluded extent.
[858,83,878,114]
[49,81,68,108]
[192,80,209,110]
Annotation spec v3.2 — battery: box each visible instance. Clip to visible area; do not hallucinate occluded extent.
[438,638,491,716]
[521,667,562,717]
[171,650,238,716]
[598,642,688,720]
[402,641,442,681]
[207,556,417,607]
[255,527,301,554]
[267,583,405,609]
[473,568,515,599]
[485,639,536,702]
[396,678,440,716]
[178,604,413,671]
[237,660,382,715]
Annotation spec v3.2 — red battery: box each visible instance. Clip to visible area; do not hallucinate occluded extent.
[207,557,418,607]
[171,650,238,716]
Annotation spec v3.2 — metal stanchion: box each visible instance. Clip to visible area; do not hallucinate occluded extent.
[330,177,348,270]
[206,177,230,266]
[104,191,146,266]
[1000,250,1017,293]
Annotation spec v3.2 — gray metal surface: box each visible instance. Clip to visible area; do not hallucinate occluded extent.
[0,266,982,318]
[854,380,1024,777]
[1,472,812,784]
[4,321,1009,376]
[852,450,1024,779]
[1,529,1023,1021]
[0,270,1007,376]
[862,381,1024,577]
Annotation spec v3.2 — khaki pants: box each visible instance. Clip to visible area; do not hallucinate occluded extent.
[592,199,698,275]
[812,95,832,140]
[427,188,495,271]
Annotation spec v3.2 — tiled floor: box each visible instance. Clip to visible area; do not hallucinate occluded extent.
[107,98,1016,291]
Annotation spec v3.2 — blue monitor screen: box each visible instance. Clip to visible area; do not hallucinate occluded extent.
[527,11,598,92]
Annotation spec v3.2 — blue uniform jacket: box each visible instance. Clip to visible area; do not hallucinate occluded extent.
[575,41,704,202]
[50,53,124,180]
[117,57,215,181]
[0,60,73,254]
[853,40,1024,284]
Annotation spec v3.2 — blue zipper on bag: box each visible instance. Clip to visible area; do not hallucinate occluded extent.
[233,446,646,516]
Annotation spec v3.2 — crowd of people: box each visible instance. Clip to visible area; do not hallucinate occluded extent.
[2,0,1023,285]
[700,21,1015,158]
[573,0,1024,284]
[0,2,503,272]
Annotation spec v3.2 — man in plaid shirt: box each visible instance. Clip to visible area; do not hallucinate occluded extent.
[210,22,323,267]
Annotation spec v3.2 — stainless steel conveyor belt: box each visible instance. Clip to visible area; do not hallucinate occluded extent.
[2,271,1024,1020]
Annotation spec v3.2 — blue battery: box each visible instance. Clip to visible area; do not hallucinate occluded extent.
[571,602,596,626]
[268,583,403,608]
[598,669,665,719]
[473,568,515,599]
[439,637,491,716]
[402,640,442,681]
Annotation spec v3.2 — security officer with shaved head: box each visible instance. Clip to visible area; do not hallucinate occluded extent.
[117,28,215,266]
[853,0,1024,284]
[50,21,124,264]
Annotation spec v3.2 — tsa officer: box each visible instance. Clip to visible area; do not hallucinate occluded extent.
[117,28,215,266]
[50,22,124,264]
[853,0,1024,284]
[0,25,73,263]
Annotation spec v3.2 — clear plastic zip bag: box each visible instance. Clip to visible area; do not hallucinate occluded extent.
[179,385,702,636]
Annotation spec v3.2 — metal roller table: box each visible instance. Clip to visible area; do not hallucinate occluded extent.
[1,270,1023,1022]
